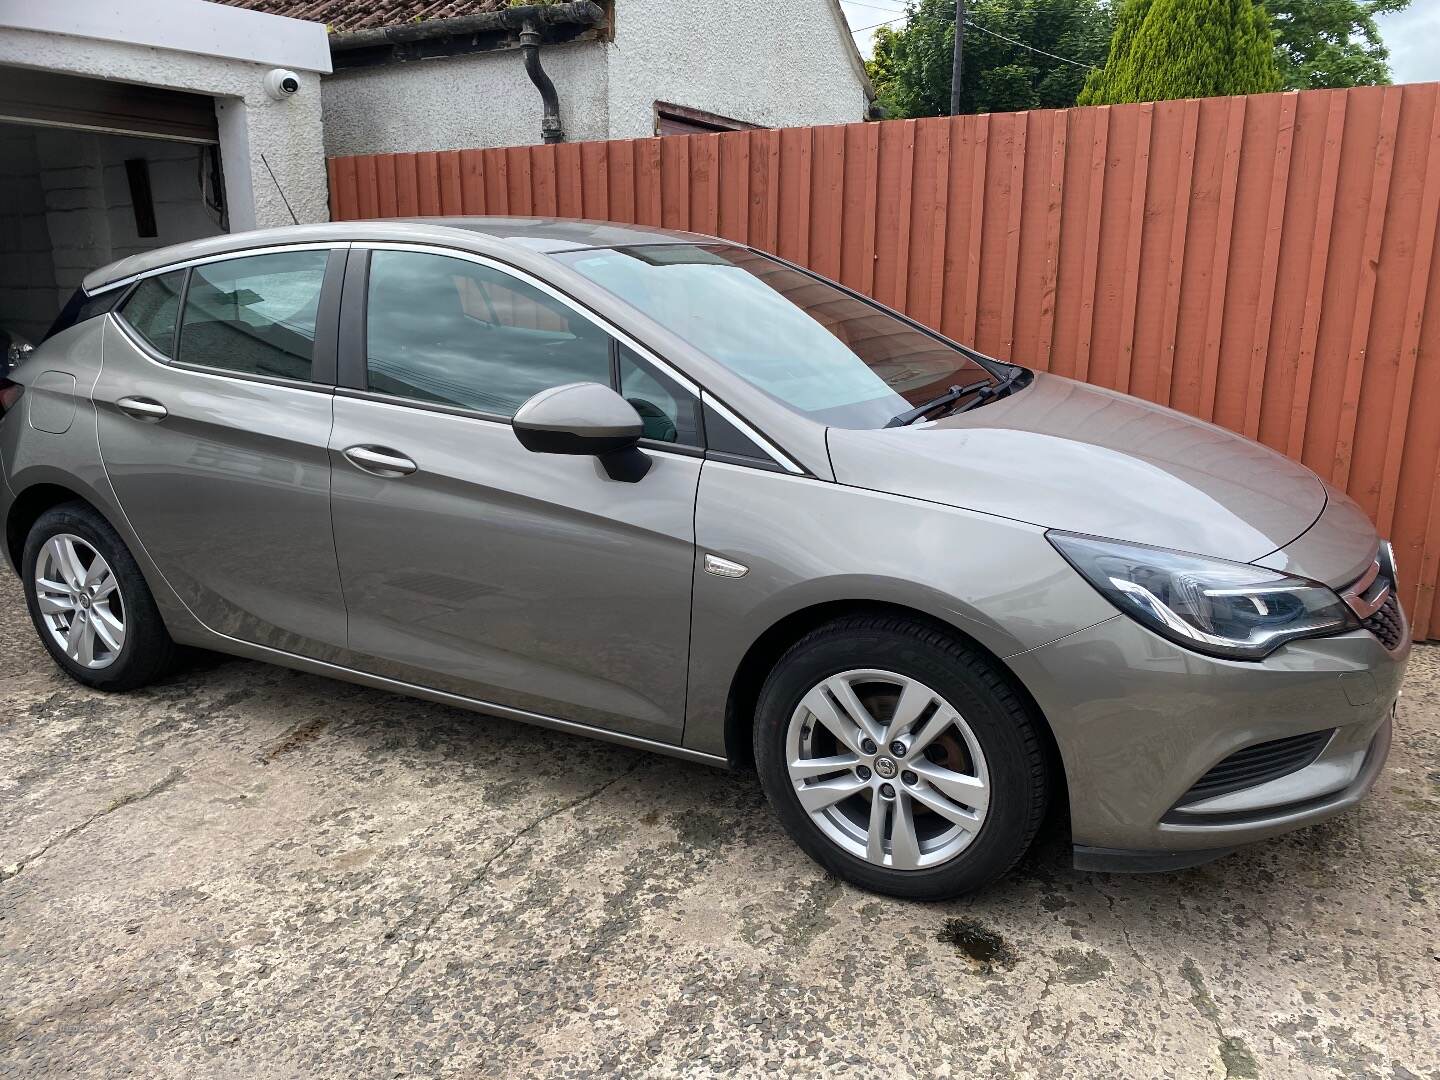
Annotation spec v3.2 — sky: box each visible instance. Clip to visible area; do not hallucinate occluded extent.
[840,0,1440,84]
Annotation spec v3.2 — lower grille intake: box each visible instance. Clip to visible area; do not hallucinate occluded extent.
[1174,729,1333,808]
[1363,591,1405,651]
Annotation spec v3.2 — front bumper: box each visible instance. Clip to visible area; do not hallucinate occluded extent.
[1006,613,1407,860]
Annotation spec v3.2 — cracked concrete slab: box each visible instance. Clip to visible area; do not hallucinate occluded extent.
[1,572,1438,1078]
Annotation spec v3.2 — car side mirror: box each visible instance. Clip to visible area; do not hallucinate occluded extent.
[513,380,647,463]
[514,382,652,482]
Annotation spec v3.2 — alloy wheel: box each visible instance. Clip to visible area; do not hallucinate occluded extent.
[785,669,990,870]
[34,534,126,669]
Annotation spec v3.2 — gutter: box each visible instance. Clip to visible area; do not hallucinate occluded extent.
[328,1,605,145]
[327,2,606,56]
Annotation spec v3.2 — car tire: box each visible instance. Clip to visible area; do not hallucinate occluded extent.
[754,615,1048,899]
[22,501,177,691]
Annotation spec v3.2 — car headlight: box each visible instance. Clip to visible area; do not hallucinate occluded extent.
[1048,531,1358,660]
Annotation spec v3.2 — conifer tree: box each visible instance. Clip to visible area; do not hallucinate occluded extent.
[1078,0,1282,105]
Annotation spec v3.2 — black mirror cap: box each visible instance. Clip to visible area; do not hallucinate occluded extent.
[512,382,644,457]
[513,425,640,456]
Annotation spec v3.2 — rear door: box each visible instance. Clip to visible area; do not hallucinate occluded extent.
[327,244,703,742]
[94,245,350,660]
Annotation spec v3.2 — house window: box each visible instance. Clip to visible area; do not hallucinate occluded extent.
[653,101,763,137]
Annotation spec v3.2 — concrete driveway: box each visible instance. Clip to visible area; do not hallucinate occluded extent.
[2,571,1438,1080]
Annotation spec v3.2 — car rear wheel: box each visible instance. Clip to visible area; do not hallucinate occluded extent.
[754,615,1049,899]
[22,502,177,691]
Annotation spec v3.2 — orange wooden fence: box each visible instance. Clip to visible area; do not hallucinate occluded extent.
[328,83,1440,640]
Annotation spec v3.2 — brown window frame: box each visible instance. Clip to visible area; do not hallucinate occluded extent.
[653,101,764,137]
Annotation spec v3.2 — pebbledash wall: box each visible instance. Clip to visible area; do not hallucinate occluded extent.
[320,0,871,157]
[329,83,1440,641]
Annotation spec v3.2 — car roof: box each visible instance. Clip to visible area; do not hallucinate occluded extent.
[82,217,726,293]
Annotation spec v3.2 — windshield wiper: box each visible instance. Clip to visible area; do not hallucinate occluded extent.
[952,365,1025,414]
[885,379,993,428]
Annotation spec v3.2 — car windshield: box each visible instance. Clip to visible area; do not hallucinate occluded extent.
[553,243,998,428]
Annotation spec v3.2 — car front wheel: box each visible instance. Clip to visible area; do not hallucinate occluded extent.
[754,615,1049,899]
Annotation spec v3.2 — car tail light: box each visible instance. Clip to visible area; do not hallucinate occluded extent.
[0,380,23,417]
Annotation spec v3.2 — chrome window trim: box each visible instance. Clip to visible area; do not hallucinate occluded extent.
[357,241,806,475]
[88,241,348,296]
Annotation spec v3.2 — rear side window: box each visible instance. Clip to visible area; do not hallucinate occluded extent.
[177,250,327,381]
[118,270,185,357]
[365,250,612,416]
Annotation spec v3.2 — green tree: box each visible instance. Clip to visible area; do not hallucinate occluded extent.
[1077,0,1282,104]
[1264,0,1408,89]
[866,0,1116,117]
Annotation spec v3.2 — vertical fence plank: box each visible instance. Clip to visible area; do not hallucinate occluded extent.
[458,150,484,214]
[437,151,462,214]
[1333,86,1402,489]
[1198,96,1246,420]
[579,140,608,219]
[1114,103,1153,392]
[1035,111,1067,370]
[717,131,750,243]
[1156,100,1199,406]
[531,143,558,217]
[354,155,379,220]
[839,121,879,296]
[809,125,846,281]
[1073,108,1108,383]
[909,117,951,331]
[607,140,635,222]
[1243,93,1297,440]
[329,157,357,220]
[555,142,584,218]
[1287,92,1348,458]
[415,152,440,215]
[690,134,720,236]
[998,112,1028,360]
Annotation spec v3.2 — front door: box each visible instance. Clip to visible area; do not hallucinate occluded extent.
[328,246,703,742]
[94,247,349,659]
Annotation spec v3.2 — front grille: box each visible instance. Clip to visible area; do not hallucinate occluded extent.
[1174,730,1333,808]
[1363,591,1405,650]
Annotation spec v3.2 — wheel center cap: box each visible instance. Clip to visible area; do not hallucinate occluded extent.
[79,595,91,609]
[873,756,898,780]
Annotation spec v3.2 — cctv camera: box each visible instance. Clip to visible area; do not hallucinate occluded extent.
[263,69,301,101]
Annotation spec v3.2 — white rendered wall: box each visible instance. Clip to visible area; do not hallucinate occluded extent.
[604,0,869,139]
[322,43,611,157]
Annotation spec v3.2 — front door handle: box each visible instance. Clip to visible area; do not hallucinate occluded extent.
[116,396,168,422]
[342,445,418,477]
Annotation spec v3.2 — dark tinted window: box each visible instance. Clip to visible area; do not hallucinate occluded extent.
[365,250,612,416]
[618,345,701,446]
[177,250,327,380]
[118,270,185,357]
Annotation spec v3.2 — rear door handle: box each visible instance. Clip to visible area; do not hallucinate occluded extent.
[342,445,418,477]
[116,396,168,422]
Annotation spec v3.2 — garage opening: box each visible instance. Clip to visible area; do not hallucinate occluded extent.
[0,68,228,350]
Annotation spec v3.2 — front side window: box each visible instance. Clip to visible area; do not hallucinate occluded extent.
[618,345,701,445]
[177,250,327,381]
[365,250,612,416]
[118,270,185,357]
[555,244,999,429]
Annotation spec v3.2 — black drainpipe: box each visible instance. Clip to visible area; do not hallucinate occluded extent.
[520,19,564,144]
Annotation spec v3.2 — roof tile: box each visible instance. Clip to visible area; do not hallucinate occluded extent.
[213,0,510,34]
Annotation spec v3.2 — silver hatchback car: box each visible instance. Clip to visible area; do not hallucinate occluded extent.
[1,219,1408,898]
